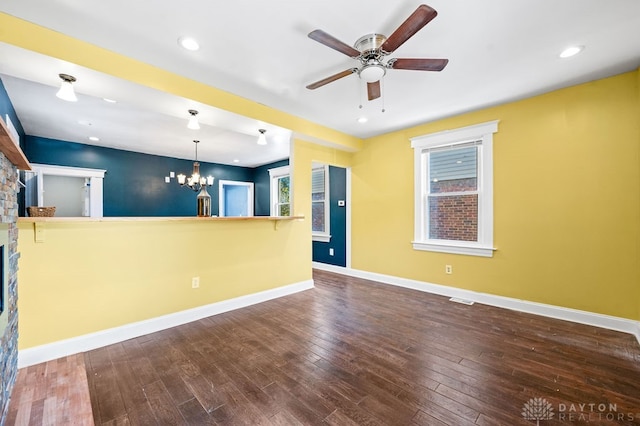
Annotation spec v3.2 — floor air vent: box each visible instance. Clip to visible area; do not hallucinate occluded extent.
[449,297,474,305]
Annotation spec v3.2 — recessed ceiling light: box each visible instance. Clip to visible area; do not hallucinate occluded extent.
[88,136,100,142]
[357,117,368,123]
[559,45,584,59]
[178,36,200,51]
[103,98,117,103]
[233,159,240,163]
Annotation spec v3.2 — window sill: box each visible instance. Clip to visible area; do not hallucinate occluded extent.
[412,241,495,258]
[313,234,331,243]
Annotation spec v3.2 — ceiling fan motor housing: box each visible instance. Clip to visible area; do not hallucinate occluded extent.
[354,33,387,57]
[355,33,388,82]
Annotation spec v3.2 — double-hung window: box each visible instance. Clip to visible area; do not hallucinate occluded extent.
[268,166,291,216]
[312,164,330,242]
[411,120,499,257]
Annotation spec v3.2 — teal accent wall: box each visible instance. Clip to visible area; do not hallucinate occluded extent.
[313,166,347,267]
[23,136,255,217]
[252,159,289,216]
[0,77,28,216]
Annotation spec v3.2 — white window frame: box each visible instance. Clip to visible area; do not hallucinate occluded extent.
[312,164,330,242]
[411,120,499,257]
[218,180,254,217]
[268,165,291,217]
[29,163,106,217]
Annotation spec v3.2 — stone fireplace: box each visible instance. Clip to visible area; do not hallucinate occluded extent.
[0,153,19,423]
[0,126,26,423]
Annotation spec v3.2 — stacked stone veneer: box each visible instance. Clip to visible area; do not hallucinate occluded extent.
[0,153,19,424]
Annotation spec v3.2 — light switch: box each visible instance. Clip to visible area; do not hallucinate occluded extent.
[165,176,171,183]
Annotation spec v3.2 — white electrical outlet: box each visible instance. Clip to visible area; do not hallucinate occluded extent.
[192,277,200,288]
[445,265,453,274]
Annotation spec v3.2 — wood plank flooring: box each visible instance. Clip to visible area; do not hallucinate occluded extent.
[7,269,640,425]
[6,353,93,425]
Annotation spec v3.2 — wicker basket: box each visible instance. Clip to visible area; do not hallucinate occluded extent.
[27,206,56,217]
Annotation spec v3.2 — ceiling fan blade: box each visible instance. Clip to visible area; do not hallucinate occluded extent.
[381,4,438,53]
[308,30,360,58]
[390,58,449,71]
[367,81,381,100]
[306,69,357,90]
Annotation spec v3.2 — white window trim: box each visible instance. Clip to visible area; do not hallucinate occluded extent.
[268,165,290,217]
[30,163,106,217]
[218,180,254,217]
[410,120,499,257]
[312,164,331,242]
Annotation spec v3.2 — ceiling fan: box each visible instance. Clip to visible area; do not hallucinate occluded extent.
[306,4,448,101]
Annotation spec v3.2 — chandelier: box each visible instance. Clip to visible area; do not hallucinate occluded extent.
[177,140,214,216]
[177,140,213,191]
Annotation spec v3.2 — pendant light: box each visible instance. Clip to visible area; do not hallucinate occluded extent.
[187,109,200,130]
[257,129,267,145]
[56,74,78,102]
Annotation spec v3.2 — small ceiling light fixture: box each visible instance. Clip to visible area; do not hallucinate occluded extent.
[187,109,200,130]
[102,98,117,103]
[257,129,267,145]
[56,73,78,102]
[357,117,368,123]
[559,45,584,59]
[88,136,100,142]
[178,36,200,51]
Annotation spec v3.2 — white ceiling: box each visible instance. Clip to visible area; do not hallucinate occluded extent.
[1,1,639,165]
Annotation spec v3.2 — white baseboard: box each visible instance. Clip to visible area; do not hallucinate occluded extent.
[313,262,640,345]
[18,279,314,368]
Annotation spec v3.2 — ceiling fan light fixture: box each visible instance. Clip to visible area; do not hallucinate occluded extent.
[187,109,200,130]
[257,129,267,145]
[56,73,78,102]
[359,64,386,83]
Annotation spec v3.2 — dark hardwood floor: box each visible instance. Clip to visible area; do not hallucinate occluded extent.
[9,269,640,425]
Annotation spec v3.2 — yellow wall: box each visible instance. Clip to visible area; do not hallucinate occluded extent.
[352,71,640,321]
[17,219,309,348]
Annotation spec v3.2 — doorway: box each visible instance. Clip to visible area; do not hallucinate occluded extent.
[219,180,254,217]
